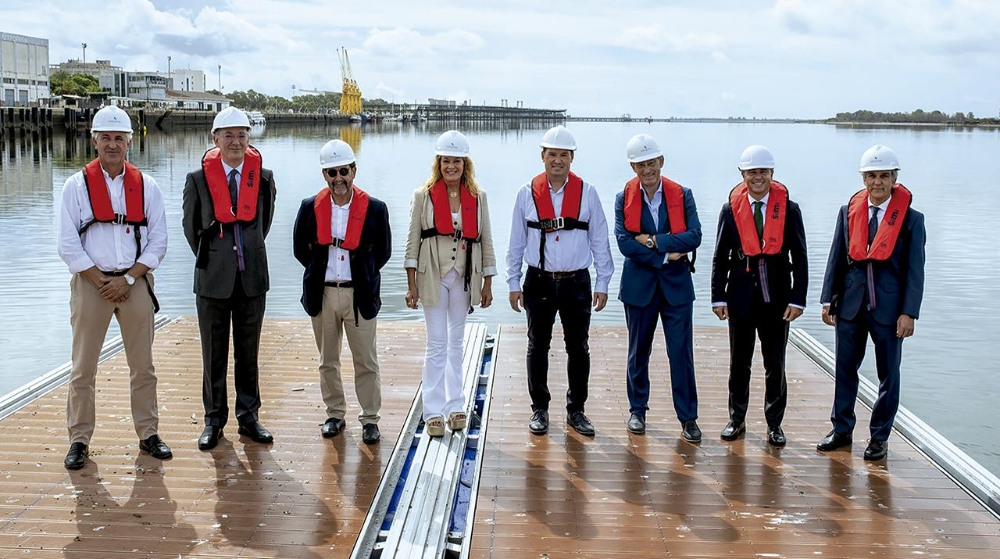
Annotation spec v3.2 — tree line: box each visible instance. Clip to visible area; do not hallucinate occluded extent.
[218,89,391,114]
[831,109,999,125]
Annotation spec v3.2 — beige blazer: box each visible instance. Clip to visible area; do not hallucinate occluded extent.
[404,187,497,309]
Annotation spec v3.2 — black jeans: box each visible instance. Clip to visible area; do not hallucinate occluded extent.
[523,267,592,413]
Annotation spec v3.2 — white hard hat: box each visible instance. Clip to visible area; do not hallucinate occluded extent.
[212,107,251,133]
[626,134,662,163]
[319,139,356,169]
[738,145,775,170]
[435,130,470,157]
[859,145,900,172]
[539,125,576,150]
[91,106,133,132]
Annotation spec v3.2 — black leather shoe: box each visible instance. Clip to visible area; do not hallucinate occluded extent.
[567,411,595,436]
[720,420,745,441]
[238,421,273,444]
[139,434,173,459]
[626,413,645,435]
[864,439,888,461]
[767,426,787,447]
[198,426,223,450]
[816,430,852,451]
[64,442,88,470]
[321,418,346,439]
[362,423,380,444]
[682,420,702,443]
[528,410,549,435]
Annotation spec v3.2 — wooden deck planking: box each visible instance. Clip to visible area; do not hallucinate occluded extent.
[0,318,997,558]
[470,324,1000,558]
[0,317,425,558]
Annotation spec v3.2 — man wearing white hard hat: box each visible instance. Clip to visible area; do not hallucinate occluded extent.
[57,105,171,469]
[614,133,703,442]
[404,130,497,437]
[710,145,808,447]
[293,139,391,444]
[506,125,614,437]
[817,145,925,461]
[182,107,277,450]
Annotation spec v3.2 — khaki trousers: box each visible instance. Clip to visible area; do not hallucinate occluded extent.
[68,273,159,444]
[310,286,381,424]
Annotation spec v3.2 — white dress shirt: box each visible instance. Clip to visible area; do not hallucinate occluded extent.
[57,162,167,273]
[505,176,614,294]
[325,190,353,282]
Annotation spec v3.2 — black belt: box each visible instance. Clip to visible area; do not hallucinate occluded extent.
[101,270,129,276]
[324,281,354,288]
[529,266,584,280]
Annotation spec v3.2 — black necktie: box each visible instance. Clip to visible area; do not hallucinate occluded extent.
[753,200,764,240]
[228,169,239,207]
[868,206,880,246]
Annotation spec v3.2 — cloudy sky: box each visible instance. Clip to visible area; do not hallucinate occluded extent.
[5,0,999,118]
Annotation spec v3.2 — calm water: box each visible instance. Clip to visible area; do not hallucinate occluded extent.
[2,121,998,475]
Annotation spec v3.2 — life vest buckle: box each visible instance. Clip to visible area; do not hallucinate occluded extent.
[111,213,127,225]
[452,229,464,240]
[541,216,565,230]
[331,237,343,248]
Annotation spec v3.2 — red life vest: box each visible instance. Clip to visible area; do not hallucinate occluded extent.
[428,180,479,239]
[314,185,370,251]
[623,176,687,234]
[847,184,912,262]
[530,172,585,229]
[82,158,145,226]
[201,146,262,223]
[729,181,788,256]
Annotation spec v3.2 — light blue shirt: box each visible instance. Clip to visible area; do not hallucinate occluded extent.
[505,175,614,294]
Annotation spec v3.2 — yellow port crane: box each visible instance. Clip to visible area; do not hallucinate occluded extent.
[338,48,363,116]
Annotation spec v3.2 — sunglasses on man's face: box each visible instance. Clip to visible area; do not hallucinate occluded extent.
[326,167,351,177]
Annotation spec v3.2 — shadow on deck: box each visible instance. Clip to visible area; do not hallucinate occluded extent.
[0,318,996,558]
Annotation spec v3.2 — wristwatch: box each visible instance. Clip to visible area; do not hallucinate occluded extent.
[124,273,136,286]
[644,237,655,249]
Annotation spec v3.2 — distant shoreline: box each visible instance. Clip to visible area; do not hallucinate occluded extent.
[566,116,1000,127]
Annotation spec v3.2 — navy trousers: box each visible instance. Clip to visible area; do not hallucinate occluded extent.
[623,290,698,422]
[831,310,903,441]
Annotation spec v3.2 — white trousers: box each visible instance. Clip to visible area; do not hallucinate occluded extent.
[421,269,471,420]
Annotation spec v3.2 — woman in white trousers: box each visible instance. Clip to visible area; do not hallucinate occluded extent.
[404,130,496,437]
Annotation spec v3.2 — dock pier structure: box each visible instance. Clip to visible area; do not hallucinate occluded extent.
[0,318,998,557]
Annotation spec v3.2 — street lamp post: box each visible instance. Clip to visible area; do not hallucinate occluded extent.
[217,64,222,91]
[81,43,87,66]
[167,56,171,90]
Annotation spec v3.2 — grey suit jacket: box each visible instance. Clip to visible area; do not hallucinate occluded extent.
[181,165,276,299]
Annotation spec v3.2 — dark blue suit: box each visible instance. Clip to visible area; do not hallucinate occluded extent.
[614,182,702,421]
[820,200,925,441]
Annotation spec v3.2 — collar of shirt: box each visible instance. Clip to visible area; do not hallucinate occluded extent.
[221,160,245,179]
[867,195,889,219]
[548,176,569,192]
[99,163,125,182]
[748,192,770,206]
[331,188,354,209]
[642,181,663,205]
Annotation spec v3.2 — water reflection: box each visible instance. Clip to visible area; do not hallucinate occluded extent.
[1,120,998,477]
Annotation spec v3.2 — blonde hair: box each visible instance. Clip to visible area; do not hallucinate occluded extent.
[422,155,481,196]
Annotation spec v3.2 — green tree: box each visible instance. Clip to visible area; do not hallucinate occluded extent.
[50,71,102,96]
